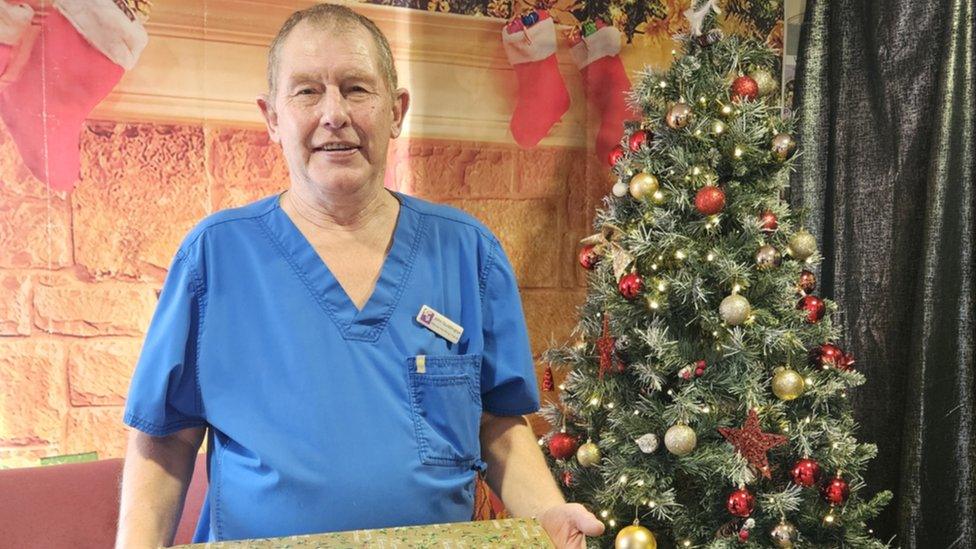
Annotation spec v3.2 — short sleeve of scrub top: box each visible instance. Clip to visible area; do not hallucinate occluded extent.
[122,193,541,543]
[124,248,207,436]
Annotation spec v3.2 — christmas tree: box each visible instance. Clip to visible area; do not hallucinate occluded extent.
[541,5,892,548]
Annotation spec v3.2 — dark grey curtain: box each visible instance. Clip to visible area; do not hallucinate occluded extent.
[791,0,975,546]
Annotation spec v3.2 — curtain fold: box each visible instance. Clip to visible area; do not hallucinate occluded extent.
[791,0,975,545]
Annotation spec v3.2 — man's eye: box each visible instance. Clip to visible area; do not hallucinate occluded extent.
[296,88,317,95]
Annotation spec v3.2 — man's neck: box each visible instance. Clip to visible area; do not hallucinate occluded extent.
[283,182,398,234]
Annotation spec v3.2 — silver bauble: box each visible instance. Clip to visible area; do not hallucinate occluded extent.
[771,133,796,161]
[612,181,629,197]
[666,102,693,129]
[770,521,798,547]
[755,244,783,270]
[635,433,660,454]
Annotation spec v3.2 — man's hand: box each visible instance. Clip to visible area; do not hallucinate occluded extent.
[538,503,605,549]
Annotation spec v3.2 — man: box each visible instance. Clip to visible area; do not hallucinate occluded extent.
[115,4,604,548]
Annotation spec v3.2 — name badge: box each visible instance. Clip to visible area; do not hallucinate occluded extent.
[416,305,463,344]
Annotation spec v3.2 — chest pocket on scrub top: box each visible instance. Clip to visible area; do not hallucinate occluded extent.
[406,354,482,466]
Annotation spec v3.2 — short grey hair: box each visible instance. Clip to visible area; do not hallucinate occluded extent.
[266,4,398,101]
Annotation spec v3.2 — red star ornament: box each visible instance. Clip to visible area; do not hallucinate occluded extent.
[718,409,788,479]
[596,315,625,379]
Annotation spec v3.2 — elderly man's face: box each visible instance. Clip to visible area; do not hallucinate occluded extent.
[260,21,407,196]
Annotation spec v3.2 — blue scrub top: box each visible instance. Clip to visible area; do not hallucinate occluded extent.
[123,192,540,542]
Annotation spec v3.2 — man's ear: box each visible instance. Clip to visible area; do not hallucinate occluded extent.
[390,88,410,139]
[256,93,280,144]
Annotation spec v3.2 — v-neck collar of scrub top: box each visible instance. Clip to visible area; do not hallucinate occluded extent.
[259,190,425,343]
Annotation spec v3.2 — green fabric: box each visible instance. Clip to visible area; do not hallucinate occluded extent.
[792,0,975,545]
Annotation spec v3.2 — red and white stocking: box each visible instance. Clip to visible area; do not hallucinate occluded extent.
[569,22,635,161]
[502,11,570,148]
[0,0,147,192]
[0,1,33,77]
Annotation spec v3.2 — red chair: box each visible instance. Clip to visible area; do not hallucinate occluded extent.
[0,453,207,549]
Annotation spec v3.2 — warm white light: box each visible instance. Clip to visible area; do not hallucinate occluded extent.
[706,253,716,261]
[607,402,615,409]
[692,166,702,176]
[734,146,744,158]
[538,438,545,445]
[608,519,617,528]
[619,475,628,484]
[733,284,742,293]
[600,510,610,518]
[648,501,657,508]
[590,397,600,406]
[659,80,668,88]
[649,300,660,310]
[701,406,711,413]
[657,282,667,291]
[675,250,687,260]
[712,331,719,337]
[636,479,645,486]
[558,384,566,390]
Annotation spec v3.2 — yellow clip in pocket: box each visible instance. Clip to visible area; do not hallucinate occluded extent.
[416,354,426,374]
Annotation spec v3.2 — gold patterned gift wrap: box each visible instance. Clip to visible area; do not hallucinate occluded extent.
[175,517,555,548]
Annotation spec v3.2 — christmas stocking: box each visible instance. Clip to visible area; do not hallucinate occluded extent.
[0,0,147,192]
[0,1,33,78]
[502,10,570,148]
[568,22,634,161]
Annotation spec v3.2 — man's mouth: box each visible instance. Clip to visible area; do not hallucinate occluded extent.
[314,143,359,152]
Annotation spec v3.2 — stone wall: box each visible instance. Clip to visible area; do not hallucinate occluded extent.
[0,120,610,467]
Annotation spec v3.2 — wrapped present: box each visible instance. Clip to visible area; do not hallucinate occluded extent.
[175,517,554,548]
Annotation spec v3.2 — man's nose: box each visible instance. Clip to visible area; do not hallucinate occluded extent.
[318,87,351,129]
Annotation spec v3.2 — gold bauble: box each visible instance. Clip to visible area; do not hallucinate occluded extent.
[770,520,798,547]
[711,120,727,135]
[719,294,751,325]
[772,368,806,401]
[629,172,660,200]
[771,133,796,161]
[755,244,782,270]
[788,230,818,260]
[651,189,667,205]
[615,524,657,549]
[751,67,778,97]
[576,441,601,467]
[666,102,693,129]
[664,424,697,456]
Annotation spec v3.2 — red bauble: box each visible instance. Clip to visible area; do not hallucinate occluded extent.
[810,343,855,370]
[822,476,851,505]
[694,185,726,215]
[759,210,778,232]
[560,470,574,487]
[694,359,707,377]
[738,529,750,542]
[628,130,651,152]
[578,244,599,270]
[618,272,644,300]
[726,488,755,517]
[731,75,759,101]
[790,458,822,487]
[798,295,826,323]
[798,269,817,293]
[608,144,625,167]
[548,432,579,460]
